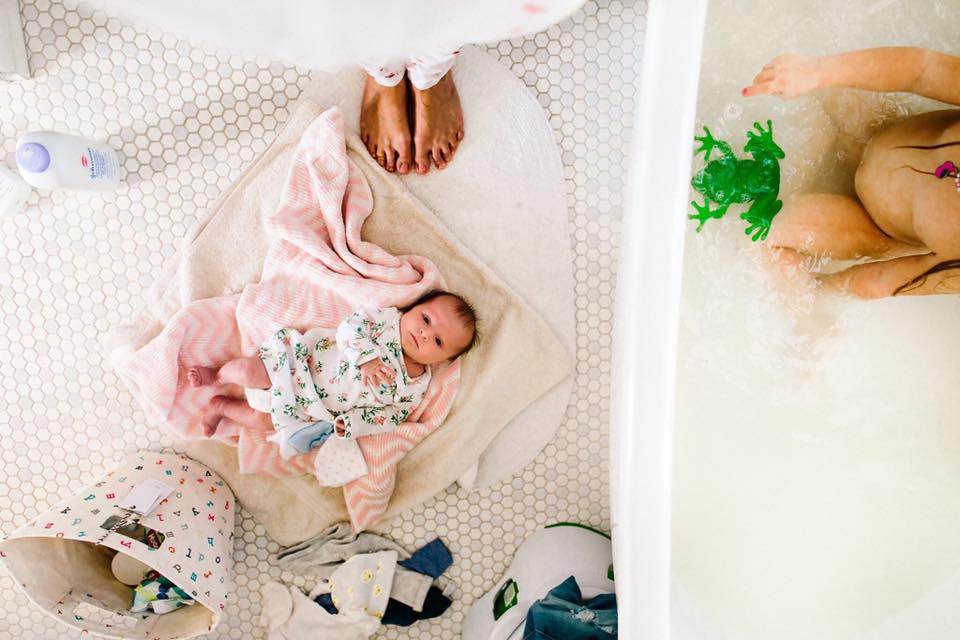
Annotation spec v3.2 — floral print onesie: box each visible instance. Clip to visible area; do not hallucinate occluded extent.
[258,307,431,441]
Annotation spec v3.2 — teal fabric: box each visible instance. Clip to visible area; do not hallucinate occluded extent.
[130,570,194,614]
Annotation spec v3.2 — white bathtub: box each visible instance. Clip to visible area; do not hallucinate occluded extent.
[613,1,960,638]
[611,0,707,637]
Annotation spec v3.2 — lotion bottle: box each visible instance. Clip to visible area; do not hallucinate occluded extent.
[16,131,122,191]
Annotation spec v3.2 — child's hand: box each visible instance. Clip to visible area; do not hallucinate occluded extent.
[360,359,396,387]
[742,54,822,99]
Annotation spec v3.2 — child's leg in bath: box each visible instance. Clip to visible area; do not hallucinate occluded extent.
[820,252,960,298]
[187,356,271,389]
[767,194,926,262]
[202,395,265,437]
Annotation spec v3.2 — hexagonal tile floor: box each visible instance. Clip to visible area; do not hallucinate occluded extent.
[0,0,644,637]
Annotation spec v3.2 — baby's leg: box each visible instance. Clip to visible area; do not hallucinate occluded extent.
[202,395,264,437]
[186,366,219,387]
[187,356,271,389]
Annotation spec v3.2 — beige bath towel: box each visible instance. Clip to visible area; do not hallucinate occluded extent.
[301,47,576,489]
[110,97,570,544]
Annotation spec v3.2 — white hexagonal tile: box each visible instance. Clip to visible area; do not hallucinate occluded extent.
[0,0,642,637]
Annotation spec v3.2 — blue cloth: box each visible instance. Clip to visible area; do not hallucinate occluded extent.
[314,592,337,615]
[522,576,617,640]
[397,538,452,579]
[382,586,451,626]
[286,420,334,454]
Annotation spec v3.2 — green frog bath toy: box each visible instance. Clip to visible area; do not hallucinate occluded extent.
[690,120,784,241]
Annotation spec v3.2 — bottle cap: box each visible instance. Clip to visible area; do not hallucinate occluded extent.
[16,142,50,173]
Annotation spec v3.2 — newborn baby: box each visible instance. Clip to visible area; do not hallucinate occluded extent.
[187,290,476,459]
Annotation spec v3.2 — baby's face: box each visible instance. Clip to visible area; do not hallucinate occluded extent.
[399,295,473,366]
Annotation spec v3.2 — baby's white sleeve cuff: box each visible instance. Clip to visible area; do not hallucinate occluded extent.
[334,415,352,439]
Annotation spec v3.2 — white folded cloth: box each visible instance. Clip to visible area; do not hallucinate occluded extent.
[260,582,380,640]
[0,0,29,79]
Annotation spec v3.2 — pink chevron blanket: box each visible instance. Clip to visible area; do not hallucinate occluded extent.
[113,108,460,530]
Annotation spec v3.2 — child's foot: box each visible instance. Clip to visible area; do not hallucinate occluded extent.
[186,366,218,388]
[360,75,412,174]
[411,71,464,174]
[201,396,225,437]
[764,245,821,314]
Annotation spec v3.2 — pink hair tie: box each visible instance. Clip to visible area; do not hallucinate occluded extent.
[934,160,958,179]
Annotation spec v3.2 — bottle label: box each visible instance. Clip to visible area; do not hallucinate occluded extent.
[83,147,120,181]
[492,578,518,620]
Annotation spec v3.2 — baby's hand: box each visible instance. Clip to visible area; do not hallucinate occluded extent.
[360,359,396,387]
[742,54,822,99]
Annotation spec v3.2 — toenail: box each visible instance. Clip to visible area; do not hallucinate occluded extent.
[399,162,408,172]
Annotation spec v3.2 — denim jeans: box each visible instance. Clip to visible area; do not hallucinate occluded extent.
[523,576,617,639]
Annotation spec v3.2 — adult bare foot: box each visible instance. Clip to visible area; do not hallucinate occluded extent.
[360,75,412,174]
[411,71,464,173]
[186,366,218,387]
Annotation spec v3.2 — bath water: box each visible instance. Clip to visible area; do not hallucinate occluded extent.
[672,1,960,638]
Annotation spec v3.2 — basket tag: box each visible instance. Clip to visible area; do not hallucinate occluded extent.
[119,480,173,516]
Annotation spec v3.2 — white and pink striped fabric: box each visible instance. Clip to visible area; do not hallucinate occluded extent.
[114,107,461,531]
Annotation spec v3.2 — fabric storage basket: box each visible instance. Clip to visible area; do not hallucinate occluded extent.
[0,451,236,639]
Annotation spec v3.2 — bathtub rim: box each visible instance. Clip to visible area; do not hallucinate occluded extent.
[610,0,708,638]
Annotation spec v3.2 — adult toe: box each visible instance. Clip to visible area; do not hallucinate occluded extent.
[432,145,447,170]
[397,144,413,175]
[414,142,430,174]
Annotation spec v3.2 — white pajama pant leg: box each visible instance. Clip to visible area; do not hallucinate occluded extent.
[360,56,408,88]
[361,47,462,90]
[406,47,461,90]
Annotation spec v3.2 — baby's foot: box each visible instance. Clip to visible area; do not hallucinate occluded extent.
[201,396,225,437]
[411,71,464,173]
[187,366,218,387]
[360,75,412,174]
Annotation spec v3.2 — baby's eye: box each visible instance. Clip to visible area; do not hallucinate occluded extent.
[423,314,430,325]
[435,337,442,347]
